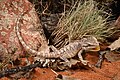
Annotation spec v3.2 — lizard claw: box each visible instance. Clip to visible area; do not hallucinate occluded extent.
[81,60,89,65]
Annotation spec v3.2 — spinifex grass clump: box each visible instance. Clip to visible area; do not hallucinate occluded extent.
[51,0,114,48]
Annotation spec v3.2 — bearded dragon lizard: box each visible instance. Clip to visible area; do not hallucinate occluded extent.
[16,12,100,67]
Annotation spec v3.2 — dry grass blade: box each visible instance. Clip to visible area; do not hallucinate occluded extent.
[51,0,114,48]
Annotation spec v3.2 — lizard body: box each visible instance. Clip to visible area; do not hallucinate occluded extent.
[16,13,100,66]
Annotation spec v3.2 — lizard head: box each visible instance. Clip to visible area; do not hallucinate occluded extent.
[80,36,100,51]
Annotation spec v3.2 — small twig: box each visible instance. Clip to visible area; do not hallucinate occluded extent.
[95,48,110,68]
[0,61,40,78]
[51,69,58,75]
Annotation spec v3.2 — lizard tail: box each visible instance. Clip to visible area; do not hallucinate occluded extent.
[15,12,60,58]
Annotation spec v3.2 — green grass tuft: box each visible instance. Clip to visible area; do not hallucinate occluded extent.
[51,0,115,48]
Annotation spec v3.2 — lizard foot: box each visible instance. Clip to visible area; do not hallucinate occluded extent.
[81,60,89,65]
[63,61,72,68]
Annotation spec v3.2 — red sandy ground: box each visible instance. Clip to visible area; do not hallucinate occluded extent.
[0,52,120,80]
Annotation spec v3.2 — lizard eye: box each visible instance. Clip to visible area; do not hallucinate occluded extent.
[86,42,94,46]
[87,44,91,46]
[83,42,93,47]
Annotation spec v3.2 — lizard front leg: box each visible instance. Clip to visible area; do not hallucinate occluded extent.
[78,49,89,65]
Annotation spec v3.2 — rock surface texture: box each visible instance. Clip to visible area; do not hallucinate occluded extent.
[0,0,48,62]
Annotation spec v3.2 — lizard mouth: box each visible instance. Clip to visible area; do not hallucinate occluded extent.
[90,45,100,51]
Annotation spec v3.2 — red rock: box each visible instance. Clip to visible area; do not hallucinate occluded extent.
[115,16,120,29]
[0,0,48,61]
[108,16,120,41]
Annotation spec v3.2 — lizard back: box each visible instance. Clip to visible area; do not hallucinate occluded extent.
[16,13,100,59]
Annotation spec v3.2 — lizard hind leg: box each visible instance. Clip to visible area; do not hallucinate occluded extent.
[78,50,89,65]
[50,46,72,67]
[60,56,72,68]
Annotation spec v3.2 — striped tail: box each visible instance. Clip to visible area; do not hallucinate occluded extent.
[15,13,60,58]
